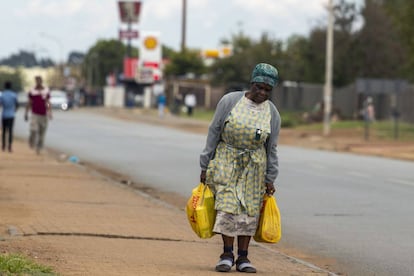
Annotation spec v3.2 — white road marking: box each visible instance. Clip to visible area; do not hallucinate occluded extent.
[388,178,414,187]
[347,171,370,178]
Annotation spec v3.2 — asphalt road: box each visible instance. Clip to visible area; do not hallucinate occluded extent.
[13,110,414,276]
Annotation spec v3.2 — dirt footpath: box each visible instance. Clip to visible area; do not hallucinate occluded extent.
[0,142,332,276]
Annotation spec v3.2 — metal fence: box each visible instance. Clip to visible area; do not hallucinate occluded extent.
[165,79,414,123]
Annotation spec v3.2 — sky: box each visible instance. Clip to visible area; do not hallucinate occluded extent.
[0,0,363,63]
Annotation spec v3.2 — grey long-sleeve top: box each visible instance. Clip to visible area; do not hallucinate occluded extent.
[200,91,281,184]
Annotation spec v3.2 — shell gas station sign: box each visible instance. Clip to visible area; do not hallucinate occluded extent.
[143,36,158,50]
[117,2,162,84]
[136,31,162,83]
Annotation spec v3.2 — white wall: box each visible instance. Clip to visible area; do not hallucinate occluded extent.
[104,86,125,107]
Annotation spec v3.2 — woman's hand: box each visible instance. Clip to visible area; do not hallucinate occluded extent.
[265,182,276,195]
[200,170,206,184]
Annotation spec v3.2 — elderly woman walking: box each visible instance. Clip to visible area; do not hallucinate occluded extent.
[200,63,281,273]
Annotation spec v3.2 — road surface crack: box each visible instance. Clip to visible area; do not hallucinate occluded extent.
[24,231,196,243]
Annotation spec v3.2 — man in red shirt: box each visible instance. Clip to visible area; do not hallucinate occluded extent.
[24,76,52,154]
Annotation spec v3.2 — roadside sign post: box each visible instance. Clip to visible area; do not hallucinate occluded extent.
[118,1,141,57]
[391,92,401,140]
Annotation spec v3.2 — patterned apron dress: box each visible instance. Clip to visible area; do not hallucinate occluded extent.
[206,96,271,236]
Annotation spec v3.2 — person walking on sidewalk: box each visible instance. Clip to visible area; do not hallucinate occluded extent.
[24,76,52,154]
[200,63,281,273]
[0,81,19,152]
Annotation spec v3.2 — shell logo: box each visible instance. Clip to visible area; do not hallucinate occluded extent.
[144,36,158,50]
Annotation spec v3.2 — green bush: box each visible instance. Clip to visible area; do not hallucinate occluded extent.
[280,112,301,128]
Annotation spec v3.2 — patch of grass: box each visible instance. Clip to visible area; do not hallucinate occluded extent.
[297,120,366,131]
[179,108,215,121]
[294,120,414,141]
[178,107,414,141]
[374,120,414,141]
[280,112,303,128]
[186,109,305,127]
[0,253,57,275]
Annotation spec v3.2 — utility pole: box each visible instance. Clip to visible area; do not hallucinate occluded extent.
[181,0,187,53]
[127,19,132,58]
[323,0,334,136]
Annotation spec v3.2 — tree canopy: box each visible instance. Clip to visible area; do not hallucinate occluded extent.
[82,39,138,87]
[3,0,414,88]
[206,0,413,87]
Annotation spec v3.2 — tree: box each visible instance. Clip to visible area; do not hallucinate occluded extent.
[383,0,414,80]
[331,0,360,86]
[302,28,327,84]
[209,33,284,87]
[334,0,358,33]
[291,0,405,85]
[162,45,175,60]
[68,51,85,66]
[289,0,360,86]
[281,35,309,82]
[0,51,54,68]
[164,49,205,77]
[0,69,24,91]
[352,0,406,78]
[83,39,137,87]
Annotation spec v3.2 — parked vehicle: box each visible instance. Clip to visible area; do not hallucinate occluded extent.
[50,90,69,111]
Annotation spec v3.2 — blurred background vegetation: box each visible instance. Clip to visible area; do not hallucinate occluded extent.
[1,0,414,137]
[1,0,413,88]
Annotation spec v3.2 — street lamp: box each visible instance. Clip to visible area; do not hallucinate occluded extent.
[39,32,64,64]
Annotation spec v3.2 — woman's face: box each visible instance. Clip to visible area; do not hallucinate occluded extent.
[249,82,273,103]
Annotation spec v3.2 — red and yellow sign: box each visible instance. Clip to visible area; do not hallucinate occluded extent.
[144,36,158,50]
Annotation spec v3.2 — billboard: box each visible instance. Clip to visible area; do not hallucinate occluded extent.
[118,1,141,23]
[138,31,162,83]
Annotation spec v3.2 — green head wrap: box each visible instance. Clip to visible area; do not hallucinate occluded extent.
[251,63,279,87]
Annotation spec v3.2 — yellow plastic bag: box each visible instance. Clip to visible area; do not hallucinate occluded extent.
[254,194,282,243]
[186,183,216,239]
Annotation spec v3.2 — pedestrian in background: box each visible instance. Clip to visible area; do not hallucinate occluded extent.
[199,63,281,273]
[157,93,167,118]
[0,81,18,152]
[184,93,196,116]
[24,76,52,154]
[363,96,375,122]
[172,93,183,115]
